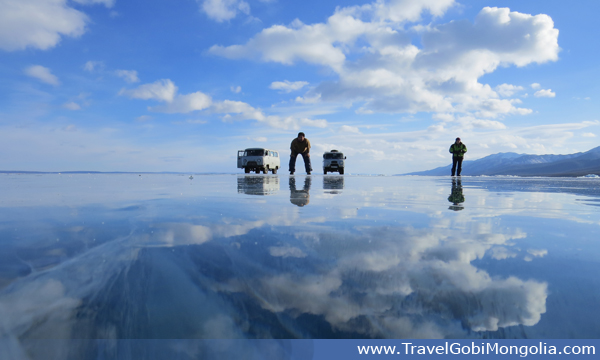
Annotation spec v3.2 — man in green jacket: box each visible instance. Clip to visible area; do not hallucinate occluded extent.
[289,132,312,175]
[449,137,467,176]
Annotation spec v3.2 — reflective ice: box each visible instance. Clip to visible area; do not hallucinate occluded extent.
[1,174,599,351]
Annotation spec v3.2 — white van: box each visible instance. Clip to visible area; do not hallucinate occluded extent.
[323,150,346,175]
[237,148,280,174]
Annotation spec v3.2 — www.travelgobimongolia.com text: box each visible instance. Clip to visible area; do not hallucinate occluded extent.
[357,342,595,357]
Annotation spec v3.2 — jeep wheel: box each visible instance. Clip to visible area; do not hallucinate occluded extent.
[324,170,327,174]
[255,169,260,174]
[244,167,250,174]
[339,169,344,175]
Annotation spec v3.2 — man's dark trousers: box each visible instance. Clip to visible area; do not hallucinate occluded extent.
[290,152,312,173]
[451,156,463,176]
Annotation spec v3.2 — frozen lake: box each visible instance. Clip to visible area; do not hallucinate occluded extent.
[1,174,599,357]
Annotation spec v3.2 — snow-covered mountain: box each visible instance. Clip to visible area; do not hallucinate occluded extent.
[404,146,600,177]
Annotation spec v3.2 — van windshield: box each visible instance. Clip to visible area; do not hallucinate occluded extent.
[324,153,344,159]
[246,149,266,156]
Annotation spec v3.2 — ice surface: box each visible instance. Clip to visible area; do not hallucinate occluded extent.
[1,174,599,357]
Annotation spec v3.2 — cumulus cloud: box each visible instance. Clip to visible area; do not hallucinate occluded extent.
[0,0,88,51]
[200,0,250,22]
[119,79,178,102]
[24,65,60,85]
[374,0,457,23]
[210,4,559,118]
[121,79,327,129]
[230,85,241,93]
[495,84,524,97]
[151,92,213,113]
[269,80,309,93]
[115,70,140,83]
[63,102,81,110]
[534,89,556,98]
[531,83,541,89]
[72,0,115,6]
[339,125,361,134]
[83,61,104,72]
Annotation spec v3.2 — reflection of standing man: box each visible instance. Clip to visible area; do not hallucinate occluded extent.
[289,176,311,207]
[449,137,467,176]
[289,132,312,175]
[448,178,465,211]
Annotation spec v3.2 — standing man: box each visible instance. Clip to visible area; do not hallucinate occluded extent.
[290,132,312,175]
[449,137,467,176]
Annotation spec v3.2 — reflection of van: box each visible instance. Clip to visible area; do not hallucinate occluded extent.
[237,176,280,195]
[237,148,280,174]
[323,150,346,175]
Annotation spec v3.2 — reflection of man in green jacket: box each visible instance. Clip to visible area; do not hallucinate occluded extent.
[448,178,465,211]
[449,137,467,176]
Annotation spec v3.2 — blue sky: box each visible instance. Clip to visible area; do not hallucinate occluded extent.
[1,0,599,174]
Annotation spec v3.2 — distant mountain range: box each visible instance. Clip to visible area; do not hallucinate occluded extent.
[404,146,600,177]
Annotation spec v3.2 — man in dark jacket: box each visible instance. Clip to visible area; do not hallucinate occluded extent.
[449,137,467,176]
[289,132,312,175]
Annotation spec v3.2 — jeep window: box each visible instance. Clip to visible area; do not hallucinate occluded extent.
[324,153,344,159]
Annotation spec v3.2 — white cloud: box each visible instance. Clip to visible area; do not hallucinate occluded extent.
[374,0,457,23]
[339,125,361,134]
[269,80,309,93]
[200,0,250,22]
[136,115,152,122]
[72,0,115,7]
[151,92,213,113]
[534,89,556,98]
[83,61,104,72]
[212,99,327,129]
[122,79,326,129]
[250,136,267,142]
[115,70,140,83]
[582,132,596,138]
[24,65,60,85]
[63,102,81,110]
[119,79,178,102]
[531,83,541,89]
[0,0,89,51]
[210,5,559,118]
[495,84,524,97]
[230,86,242,93]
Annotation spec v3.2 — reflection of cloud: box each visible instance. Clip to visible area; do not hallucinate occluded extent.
[268,245,306,258]
[527,249,548,258]
[489,246,518,260]
[525,248,548,262]
[224,225,547,337]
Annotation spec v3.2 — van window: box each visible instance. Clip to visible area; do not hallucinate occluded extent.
[246,149,264,156]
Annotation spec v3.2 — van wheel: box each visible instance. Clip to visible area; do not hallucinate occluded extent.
[244,167,250,173]
[339,169,344,175]
[272,168,277,174]
[263,166,268,174]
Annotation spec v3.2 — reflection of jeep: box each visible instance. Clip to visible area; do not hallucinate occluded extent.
[323,150,346,175]
[237,148,280,174]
